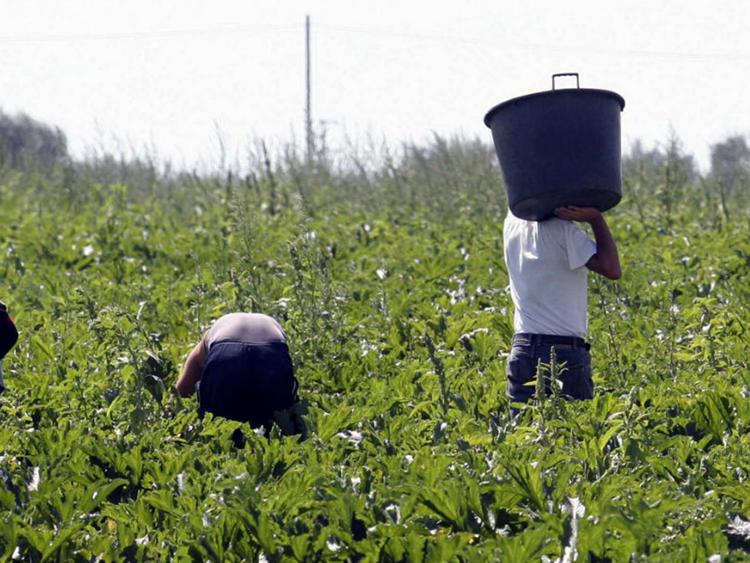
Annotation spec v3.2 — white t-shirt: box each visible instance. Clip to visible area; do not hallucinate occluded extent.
[503,212,597,338]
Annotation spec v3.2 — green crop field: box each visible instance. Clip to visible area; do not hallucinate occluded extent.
[1,137,750,561]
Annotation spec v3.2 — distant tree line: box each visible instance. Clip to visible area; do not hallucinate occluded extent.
[0,107,748,221]
[622,133,750,224]
[0,109,68,169]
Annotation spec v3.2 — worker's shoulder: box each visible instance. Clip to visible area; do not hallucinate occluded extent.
[535,217,589,239]
[503,212,529,233]
[504,213,573,233]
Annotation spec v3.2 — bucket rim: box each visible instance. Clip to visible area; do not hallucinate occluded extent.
[483,88,625,127]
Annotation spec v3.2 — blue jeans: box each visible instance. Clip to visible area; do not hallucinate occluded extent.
[506,334,594,403]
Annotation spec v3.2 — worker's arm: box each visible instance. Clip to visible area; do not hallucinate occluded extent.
[554,206,622,280]
[175,340,207,397]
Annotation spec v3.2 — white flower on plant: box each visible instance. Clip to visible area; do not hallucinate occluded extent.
[555,497,586,563]
[360,340,376,356]
[459,327,489,346]
[336,430,363,447]
[326,536,343,552]
[384,503,401,524]
[28,467,40,492]
[727,516,750,540]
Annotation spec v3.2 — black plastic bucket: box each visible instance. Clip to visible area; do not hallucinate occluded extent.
[484,73,625,221]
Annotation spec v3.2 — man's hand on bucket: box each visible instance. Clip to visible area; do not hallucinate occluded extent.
[554,206,603,224]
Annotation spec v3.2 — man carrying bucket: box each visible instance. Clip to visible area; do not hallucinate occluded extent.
[503,206,621,404]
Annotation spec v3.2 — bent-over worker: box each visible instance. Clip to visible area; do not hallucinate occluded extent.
[175,312,298,428]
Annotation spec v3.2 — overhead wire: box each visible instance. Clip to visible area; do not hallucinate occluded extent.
[0,20,747,63]
[318,23,750,63]
[0,23,298,44]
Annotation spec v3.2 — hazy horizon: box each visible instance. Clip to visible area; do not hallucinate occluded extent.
[2,0,749,172]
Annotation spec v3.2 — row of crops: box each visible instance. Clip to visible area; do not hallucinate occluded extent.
[1,146,749,560]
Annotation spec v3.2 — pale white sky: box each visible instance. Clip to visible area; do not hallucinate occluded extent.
[1,0,748,170]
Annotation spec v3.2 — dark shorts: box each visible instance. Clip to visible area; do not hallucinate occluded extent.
[506,333,594,403]
[199,341,298,428]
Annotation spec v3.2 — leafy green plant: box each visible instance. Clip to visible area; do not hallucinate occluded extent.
[1,135,749,560]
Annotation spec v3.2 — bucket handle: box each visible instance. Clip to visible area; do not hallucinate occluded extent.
[552,73,579,90]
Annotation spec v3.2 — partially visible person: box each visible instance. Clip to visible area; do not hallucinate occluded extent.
[175,312,298,430]
[0,301,19,394]
[504,206,621,404]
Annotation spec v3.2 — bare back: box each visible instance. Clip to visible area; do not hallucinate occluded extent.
[203,313,287,351]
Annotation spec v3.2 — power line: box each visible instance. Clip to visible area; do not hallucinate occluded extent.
[0,24,298,44]
[318,23,750,63]
[2,19,748,63]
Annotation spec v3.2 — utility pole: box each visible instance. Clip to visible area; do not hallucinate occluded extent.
[305,14,313,163]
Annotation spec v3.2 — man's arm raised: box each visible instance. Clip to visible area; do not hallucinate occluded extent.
[554,206,622,280]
